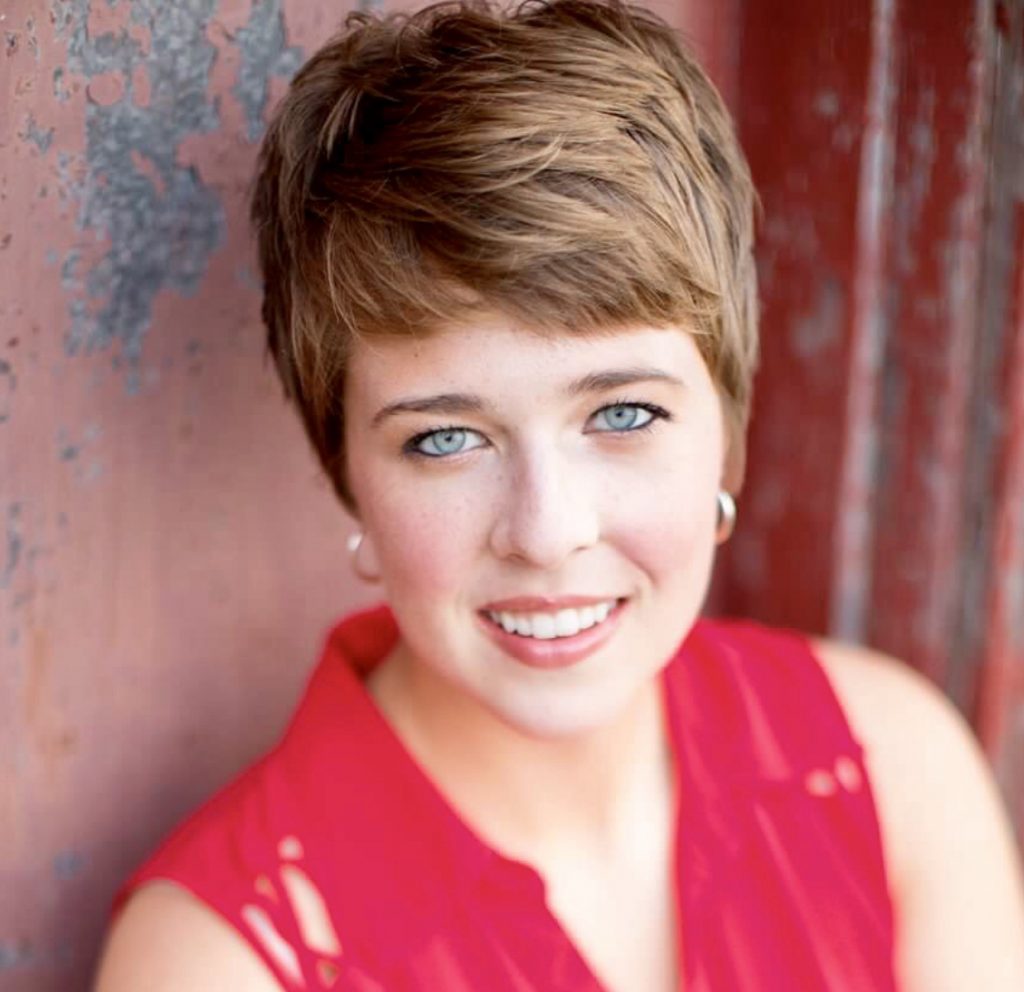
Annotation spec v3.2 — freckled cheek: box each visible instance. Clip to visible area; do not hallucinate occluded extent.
[367,489,490,600]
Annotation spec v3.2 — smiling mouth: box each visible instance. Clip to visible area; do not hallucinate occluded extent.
[482,599,624,640]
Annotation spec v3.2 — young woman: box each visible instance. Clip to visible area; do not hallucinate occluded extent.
[95,1,1024,989]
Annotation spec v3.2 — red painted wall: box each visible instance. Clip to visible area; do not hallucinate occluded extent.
[2,0,1021,988]
[723,0,1024,833]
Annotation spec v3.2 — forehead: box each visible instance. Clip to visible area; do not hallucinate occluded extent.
[346,316,711,403]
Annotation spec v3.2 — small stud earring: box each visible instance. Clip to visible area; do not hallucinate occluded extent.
[715,491,737,544]
[347,531,381,583]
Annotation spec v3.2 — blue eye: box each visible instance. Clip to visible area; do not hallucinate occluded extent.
[590,403,664,432]
[407,427,485,458]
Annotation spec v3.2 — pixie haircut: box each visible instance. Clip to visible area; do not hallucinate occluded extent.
[252,0,758,509]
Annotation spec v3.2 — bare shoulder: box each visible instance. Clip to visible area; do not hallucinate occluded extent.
[809,638,974,798]
[811,637,1024,992]
[93,881,280,992]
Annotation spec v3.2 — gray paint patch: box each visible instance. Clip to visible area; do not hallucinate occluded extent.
[51,0,307,390]
[233,0,303,142]
[55,423,104,482]
[0,940,33,970]
[25,17,39,60]
[2,503,22,589]
[53,0,226,389]
[0,939,71,970]
[0,358,13,424]
[791,276,845,359]
[20,113,54,153]
[53,849,87,880]
[52,64,70,102]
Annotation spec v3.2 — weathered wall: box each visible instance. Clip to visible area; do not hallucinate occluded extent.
[0,2,375,988]
[723,0,1024,833]
[3,0,1021,989]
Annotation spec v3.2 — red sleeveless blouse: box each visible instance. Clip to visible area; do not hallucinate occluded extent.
[112,606,897,990]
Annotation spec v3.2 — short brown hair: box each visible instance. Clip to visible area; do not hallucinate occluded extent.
[251,0,758,509]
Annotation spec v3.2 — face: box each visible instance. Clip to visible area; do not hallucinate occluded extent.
[344,315,728,738]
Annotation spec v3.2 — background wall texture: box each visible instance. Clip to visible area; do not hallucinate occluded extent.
[1,0,1021,989]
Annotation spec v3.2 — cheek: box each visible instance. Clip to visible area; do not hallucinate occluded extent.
[362,481,487,601]
[604,446,720,585]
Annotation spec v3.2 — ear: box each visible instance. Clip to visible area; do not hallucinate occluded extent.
[720,406,747,495]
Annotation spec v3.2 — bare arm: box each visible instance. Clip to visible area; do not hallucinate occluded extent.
[815,639,1024,991]
[93,882,282,992]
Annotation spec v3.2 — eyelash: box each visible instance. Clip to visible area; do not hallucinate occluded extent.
[596,399,672,436]
[401,400,672,459]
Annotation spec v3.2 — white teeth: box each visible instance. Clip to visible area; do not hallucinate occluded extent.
[485,600,619,640]
[531,613,557,639]
[554,609,581,638]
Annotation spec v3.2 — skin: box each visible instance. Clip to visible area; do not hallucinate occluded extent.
[346,317,726,742]
[93,318,1024,992]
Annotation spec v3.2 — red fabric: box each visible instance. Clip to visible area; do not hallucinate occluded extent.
[112,606,897,990]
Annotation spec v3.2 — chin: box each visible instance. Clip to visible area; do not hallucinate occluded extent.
[479,678,655,741]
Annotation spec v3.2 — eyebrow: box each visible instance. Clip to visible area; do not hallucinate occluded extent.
[369,367,685,428]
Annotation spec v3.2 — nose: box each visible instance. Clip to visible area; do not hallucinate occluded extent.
[488,444,600,569]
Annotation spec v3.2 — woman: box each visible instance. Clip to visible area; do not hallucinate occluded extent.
[95,1,1024,989]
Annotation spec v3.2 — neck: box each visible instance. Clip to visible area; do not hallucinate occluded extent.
[367,645,676,863]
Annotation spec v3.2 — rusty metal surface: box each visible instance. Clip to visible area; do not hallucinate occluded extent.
[728,0,1024,840]
[973,0,1024,841]
[718,0,876,633]
[3,0,1022,988]
[0,1,710,987]
[0,2,368,987]
[865,0,993,691]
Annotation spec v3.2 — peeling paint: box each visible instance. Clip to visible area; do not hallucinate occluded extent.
[0,939,72,970]
[2,503,22,589]
[52,0,226,387]
[53,849,87,880]
[20,113,54,153]
[791,276,844,359]
[55,423,104,482]
[233,0,303,142]
[814,89,839,118]
[52,64,70,102]
[46,0,308,391]
[25,16,39,60]
[0,357,13,424]
[0,940,33,970]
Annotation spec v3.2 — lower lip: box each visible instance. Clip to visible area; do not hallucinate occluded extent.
[478,601,627,670]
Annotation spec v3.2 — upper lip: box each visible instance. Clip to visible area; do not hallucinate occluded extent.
[480,595,622,612]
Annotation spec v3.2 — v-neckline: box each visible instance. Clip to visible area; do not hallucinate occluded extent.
[342,626,696,992]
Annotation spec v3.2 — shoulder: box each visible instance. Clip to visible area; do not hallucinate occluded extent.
[810,637,1024,991]
[808,636,1001,879]
[94,882,280,992]
[809,637,994,849]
